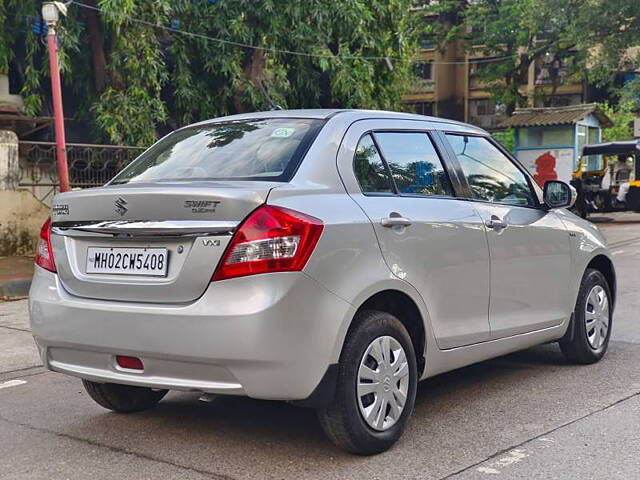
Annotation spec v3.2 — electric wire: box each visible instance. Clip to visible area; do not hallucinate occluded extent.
[68,0,517,66]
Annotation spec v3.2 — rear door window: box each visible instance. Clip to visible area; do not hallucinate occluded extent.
[353,134,394,193]
[374,132,453,197]
[110,118,324,184]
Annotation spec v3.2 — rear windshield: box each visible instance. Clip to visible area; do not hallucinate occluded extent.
[109,118,324,184]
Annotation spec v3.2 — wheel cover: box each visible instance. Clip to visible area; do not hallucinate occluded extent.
[585,285,610,350]
[356,335,410,431]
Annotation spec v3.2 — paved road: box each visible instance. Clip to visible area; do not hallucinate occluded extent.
[1,214,639,479]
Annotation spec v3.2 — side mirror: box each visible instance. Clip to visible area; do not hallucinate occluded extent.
[543,180,577,209]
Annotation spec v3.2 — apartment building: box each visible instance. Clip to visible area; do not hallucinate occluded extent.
[404,40,588,130]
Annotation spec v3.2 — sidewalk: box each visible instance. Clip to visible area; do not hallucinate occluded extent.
[0,298,41,374]
[0,256,34,299]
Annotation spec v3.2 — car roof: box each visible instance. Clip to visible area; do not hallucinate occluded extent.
[188,109,486,134]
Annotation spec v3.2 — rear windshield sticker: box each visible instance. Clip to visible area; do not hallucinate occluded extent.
[271,127,295,138]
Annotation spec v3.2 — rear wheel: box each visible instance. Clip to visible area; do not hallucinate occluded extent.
[560,269,612,364]
[317,310,417,455]
[82,380,168,413]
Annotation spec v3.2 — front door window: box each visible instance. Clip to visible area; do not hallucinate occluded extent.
[446,134,535,207]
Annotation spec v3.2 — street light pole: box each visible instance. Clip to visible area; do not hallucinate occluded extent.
[42,2,70,193]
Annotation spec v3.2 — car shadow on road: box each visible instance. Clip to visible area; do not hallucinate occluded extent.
[590,216,640,225]
[61,343,576,464]
[45,341,631,480]
[415,343,569,405]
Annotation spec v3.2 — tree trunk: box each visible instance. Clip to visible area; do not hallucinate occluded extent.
[84,0,108,93]
[319,70,333,108]
[233,49,267,113]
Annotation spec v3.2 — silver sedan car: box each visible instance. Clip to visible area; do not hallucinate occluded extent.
[29,110,615,454]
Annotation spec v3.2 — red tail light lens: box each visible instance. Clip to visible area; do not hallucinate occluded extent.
[212,205,324,281]
[116,355,144,370]
[35,217,56,273]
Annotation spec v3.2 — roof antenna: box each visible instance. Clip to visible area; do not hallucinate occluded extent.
[257,80,283,111]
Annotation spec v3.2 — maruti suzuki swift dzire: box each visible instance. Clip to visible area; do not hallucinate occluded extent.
[29,110,615,454]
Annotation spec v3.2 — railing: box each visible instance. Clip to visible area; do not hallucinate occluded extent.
[18,141,145,203]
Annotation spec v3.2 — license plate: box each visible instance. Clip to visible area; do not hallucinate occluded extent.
[86,247,168,277]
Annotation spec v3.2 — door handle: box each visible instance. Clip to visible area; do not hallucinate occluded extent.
[381,216,412,228]
[485,215,507,230]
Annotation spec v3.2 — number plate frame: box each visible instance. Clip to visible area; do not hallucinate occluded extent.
[86,247,169,277]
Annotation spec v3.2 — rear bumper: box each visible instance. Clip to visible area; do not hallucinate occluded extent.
[29,266,354,401]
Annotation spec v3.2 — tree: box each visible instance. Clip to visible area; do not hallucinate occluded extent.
[461,0,585,113]
[0,0,419,146]
[570,0,640,86]
[415,0,470,50]
[492,129,515,152]
[600,102,636,142]
[420,0,639,114]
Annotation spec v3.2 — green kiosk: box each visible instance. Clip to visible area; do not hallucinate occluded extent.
[500,104,612,187]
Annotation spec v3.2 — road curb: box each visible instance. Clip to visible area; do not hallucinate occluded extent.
[0,279,31,298]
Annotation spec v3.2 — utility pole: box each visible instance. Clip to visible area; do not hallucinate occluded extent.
[42,2,70,193]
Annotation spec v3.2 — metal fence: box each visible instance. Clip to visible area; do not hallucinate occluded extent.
[18,141,145,203]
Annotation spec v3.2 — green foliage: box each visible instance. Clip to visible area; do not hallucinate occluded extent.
[0,0,85,115]
[426,0,639,113]
[571,0,640,85]
[600,102,636,142]
[93,87,167,147]
[0,0,418,146]
[617,77,640,113]
[461,0,586,113]
[492,129,515,153]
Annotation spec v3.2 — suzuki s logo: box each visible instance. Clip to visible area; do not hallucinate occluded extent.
[114,197,128,216]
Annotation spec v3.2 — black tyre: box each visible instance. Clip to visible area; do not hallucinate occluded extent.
[571,198,589,219]
[560,269,612,364]
[82,380,168,413]
[317,310,418,455]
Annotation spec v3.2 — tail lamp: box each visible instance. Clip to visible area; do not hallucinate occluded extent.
[212,205,323,281]
[35,217,56,273]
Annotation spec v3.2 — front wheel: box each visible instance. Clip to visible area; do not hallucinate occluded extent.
[317,310,418,455]
[560,269,612,364]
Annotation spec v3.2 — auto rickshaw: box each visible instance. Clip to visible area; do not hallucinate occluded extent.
[571,140,640,218]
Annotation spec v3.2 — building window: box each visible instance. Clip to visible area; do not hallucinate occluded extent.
[405,102,434,116]
[468,58,499,89]
[468,99,507,129]
[413,61,433,81]
[419,32,436,50]
[536,94,583,108]
[471,99,494,116]
[534,54,576,86]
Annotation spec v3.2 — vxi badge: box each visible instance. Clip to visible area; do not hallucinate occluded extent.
[202,238,221,247]
[184,200,221,214]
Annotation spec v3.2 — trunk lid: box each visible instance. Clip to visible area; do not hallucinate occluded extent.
[49,181,279,303]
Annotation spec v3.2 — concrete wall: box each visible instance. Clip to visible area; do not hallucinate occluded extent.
[0,190,49,256]
[0,130,50,256]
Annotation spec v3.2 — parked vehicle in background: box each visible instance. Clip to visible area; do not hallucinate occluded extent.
[572,140,640,218]
[29,110,615,454]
